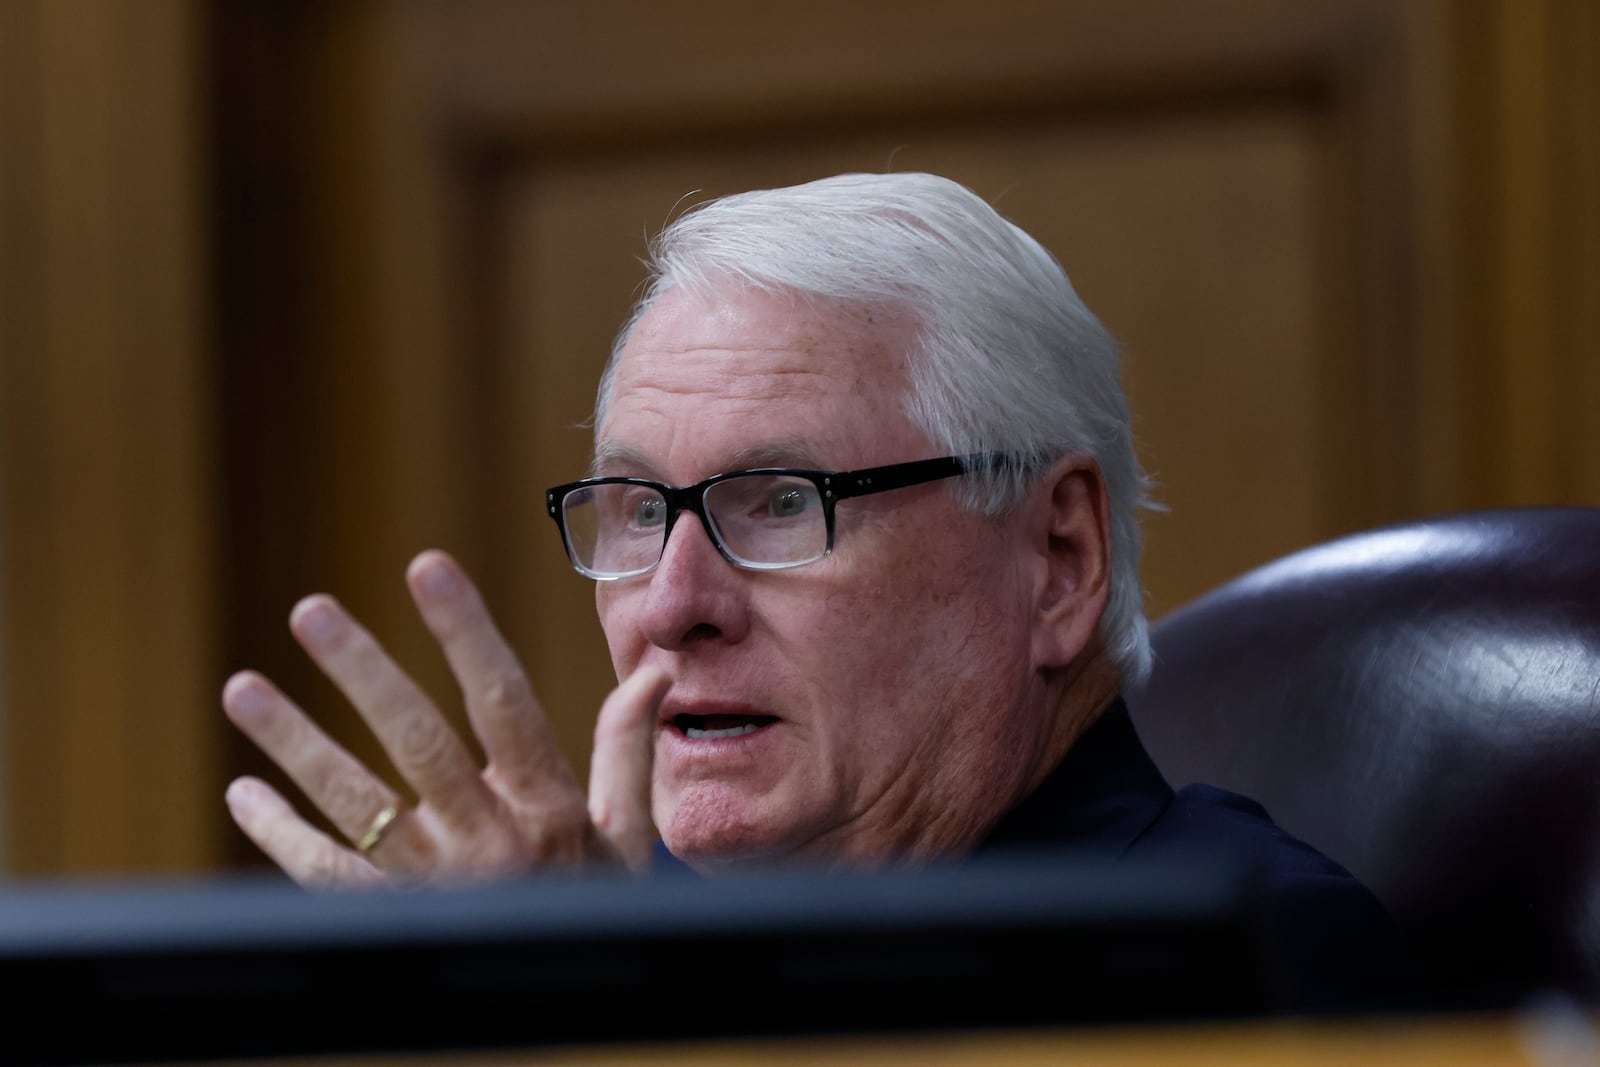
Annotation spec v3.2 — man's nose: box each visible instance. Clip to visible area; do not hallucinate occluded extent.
[637,511,750,650]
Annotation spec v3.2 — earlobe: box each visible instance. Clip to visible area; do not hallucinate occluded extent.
[1031,458,1112,669]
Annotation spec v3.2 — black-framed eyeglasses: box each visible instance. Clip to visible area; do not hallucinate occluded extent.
[545,453,1014,580]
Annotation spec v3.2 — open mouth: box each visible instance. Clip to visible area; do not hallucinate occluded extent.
[674,713,779,740]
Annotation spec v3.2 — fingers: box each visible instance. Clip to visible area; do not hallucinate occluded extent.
[230,551,638,885]
[224,671,397,843]
[224,776,386,890]
[588,665,672,872]
[406,550,578,801]
[288,594,491,833]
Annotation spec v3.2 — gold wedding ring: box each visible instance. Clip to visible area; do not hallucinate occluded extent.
[356,803,402,854]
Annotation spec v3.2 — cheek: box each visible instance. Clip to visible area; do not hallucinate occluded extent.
[594,586,637,676]
[818,553,1029,728]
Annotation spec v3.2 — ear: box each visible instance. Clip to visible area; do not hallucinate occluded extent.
[1029,456,1112,670]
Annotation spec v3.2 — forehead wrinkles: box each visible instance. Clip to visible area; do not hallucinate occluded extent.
[617,351,832,398]
[597,289,921,461]
[602,357,835,445]
[596,361,856,478]
[607,312,896,420]
[626,288,914,378]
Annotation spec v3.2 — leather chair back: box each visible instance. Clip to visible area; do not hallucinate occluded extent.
[1126,507,1600,1006]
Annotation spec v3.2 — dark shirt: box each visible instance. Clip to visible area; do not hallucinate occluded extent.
[980,697,1414,1012]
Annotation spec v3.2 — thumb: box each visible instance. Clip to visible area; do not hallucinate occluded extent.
[588,665,671,872]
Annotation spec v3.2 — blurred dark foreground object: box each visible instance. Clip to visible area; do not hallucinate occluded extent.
[4,847,1381,1066]
[1128,506,1600,1009]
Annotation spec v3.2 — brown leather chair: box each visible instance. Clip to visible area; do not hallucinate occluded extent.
[1125,507,1600,1008]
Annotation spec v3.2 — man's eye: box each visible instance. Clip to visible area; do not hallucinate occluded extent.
[633,496,667,527]
[768,488,810,518]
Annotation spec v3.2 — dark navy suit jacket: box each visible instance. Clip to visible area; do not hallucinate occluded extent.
[977,697,1414,1011]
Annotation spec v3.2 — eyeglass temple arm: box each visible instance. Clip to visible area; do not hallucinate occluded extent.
[825,453,1013,501]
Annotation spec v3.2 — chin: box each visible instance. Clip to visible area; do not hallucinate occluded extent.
[657,784,811,872]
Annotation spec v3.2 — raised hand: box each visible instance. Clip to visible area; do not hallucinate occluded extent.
[222,549,670,889]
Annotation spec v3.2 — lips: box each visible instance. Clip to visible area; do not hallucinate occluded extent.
[677,714,779,739]
[662,700,780,741]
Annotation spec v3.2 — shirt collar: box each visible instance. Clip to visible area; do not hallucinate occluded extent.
[976,696,1175,859]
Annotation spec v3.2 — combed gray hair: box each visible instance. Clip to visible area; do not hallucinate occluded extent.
[596,171,1154,682]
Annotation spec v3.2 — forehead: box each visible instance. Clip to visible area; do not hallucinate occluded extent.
[597,286,928,475]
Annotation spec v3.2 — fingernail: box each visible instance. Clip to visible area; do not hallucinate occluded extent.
[224,673,270,719]
[224,778,260,817]
[291,597,338,641]
[415,555,459,598]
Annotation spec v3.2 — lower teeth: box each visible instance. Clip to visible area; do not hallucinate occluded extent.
[685,723,762,740]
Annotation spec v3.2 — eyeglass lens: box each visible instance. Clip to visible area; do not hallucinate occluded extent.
[561,475,829,576]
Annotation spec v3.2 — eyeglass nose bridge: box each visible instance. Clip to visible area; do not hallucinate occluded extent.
[653,482,743,574]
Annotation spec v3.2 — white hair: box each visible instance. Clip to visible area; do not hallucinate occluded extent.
[596,172,1155,682]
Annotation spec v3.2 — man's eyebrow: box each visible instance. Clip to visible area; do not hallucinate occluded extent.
[589,442,654,478]
[725,440,830,470]
[589,438,830,480]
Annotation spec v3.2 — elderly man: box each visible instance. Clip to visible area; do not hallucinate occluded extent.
[223,174,1401,997]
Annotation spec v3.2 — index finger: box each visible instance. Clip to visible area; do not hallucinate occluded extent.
[588,665,672,871]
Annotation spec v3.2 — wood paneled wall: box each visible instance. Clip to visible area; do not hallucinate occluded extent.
[0,0,218,872]
[1442,0,1600,510]
[1,0,1594,876]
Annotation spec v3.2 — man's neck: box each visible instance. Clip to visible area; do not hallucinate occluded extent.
[1026,647,1124,798]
